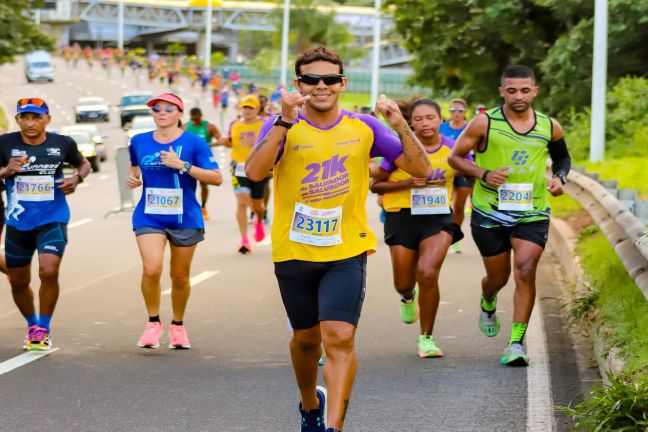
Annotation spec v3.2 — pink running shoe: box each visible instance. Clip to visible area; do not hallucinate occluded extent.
[137,322,163,349]
[238,237,252,254]
[22,325,39,350]
[168,324,191,349]
[254,219,266,243]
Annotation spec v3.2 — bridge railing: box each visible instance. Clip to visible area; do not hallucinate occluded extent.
[547,165,648,299]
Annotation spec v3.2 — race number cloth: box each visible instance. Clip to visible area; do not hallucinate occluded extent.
[498,183,534,211]
[380,136,456,213]
[130,131,218,229]
[289,203,342,247]
[15,176,55,202]
[145,188,183,215]
[410,187,450,215]
[0,132,83,230]
[256,110,404,262]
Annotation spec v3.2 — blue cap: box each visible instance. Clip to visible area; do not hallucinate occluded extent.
[16,98,49,115]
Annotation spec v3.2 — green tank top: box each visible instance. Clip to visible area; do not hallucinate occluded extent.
[186,120,210,144]
[472,106,552,226]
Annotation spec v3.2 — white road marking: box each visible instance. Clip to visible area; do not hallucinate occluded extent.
[77,183,90,188]
[86,91,93,96]
[162,270,220,295]
[0,349,60,376]
[68,218,93,228]
[98,174,109,181]
[65,82,73,87]
[526,302,557,431]
[76,86,83,91]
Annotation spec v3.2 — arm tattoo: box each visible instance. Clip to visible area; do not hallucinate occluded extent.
[399,127,431,168]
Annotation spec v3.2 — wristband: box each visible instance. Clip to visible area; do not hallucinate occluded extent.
[481,170,490,182]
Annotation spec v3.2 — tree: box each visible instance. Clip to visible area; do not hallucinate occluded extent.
[0,0,54,64]
[384,0,563,108]
[385,0,648,115]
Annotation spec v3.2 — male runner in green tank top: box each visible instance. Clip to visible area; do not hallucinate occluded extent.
[449,65,571,366]
[184,107,221,220]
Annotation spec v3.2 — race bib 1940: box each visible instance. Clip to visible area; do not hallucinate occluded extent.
[15,176,55,202]
[498,183,533,211]
[289,203,342,247]
[410,187,450,215]
[144,188,183,215]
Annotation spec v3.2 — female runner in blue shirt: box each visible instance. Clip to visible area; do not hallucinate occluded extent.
[126,93,223,349]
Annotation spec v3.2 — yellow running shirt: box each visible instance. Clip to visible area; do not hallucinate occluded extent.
[257,110,404,262]
[380,136,456,212]
[229,119,264,163]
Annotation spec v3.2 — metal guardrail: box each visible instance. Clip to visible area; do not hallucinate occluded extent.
[547,166,648,299]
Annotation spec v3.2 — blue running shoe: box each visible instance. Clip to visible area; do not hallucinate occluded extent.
[299,386,327,432]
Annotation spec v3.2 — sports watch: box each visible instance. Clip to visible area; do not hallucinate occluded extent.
[273,116,293,130]
[179,161,193,174]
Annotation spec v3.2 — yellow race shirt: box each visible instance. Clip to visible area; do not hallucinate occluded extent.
[257,111,404,262]
[381,136,456,212]
[229,119,264,163]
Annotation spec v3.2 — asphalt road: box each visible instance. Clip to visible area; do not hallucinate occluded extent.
[0,59,594,432]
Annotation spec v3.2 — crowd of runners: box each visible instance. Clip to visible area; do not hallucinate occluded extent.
[1,45,571,432]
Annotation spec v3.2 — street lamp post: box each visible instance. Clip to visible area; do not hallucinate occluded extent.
[117,0,125,50]
[280,0,290,86]
[205,0,213,69]
[590,0,608,162]
[370,0,381,108]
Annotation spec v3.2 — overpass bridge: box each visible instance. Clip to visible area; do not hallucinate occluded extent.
[40,0,409,66]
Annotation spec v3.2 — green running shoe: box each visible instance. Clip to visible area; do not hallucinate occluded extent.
[501,343,529,367]
[479,310,501,337]
[400,286,419,324]
[418,335,443,358]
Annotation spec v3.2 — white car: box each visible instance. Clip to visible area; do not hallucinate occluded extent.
[127,116,156,145]
[75,96,110,122]
[60,124,107,161]
[68,131,100,172]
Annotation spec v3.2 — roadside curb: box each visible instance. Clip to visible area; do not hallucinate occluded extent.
[548,218,626,383]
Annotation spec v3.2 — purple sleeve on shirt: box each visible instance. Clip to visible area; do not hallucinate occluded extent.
[254,116,288,163]
[356,114,403,162]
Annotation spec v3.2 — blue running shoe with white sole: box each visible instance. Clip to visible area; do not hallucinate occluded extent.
[299,386,327,432]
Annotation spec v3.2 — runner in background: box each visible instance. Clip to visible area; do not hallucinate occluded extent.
[183,107,222,221]
[440,98,472,254]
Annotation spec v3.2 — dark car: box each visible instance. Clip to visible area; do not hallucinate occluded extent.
[74,96,110,122]
[118,92,153,128]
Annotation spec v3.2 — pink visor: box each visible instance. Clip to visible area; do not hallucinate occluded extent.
[146,93,185,111]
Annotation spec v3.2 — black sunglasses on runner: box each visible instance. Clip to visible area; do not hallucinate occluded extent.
[297,73,345,86]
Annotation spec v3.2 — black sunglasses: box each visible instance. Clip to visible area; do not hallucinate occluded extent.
[297,73,345,86]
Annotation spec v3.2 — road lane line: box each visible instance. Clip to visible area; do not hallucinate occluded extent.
[98,174,110,180]
[76,86,83,91]
[68,218,93,229]
[0,349,60,376]
[162,270,220,295]
[526,302,557,432]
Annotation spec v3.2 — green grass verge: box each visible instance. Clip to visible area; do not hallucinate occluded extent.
[577,229,648,375]
[549,193,582,219]
[580,156,648,199]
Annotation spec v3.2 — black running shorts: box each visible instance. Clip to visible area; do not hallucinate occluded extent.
[5,223,68,268]
[470,212,550,257]
[384,209,464,250]
[274,253,367,330]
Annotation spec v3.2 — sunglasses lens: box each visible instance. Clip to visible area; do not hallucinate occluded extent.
[322,75,343,85]
[18,98,45,107]
[299,74,320,85]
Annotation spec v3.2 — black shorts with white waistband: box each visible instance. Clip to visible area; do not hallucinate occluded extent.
[384,208,464,250]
